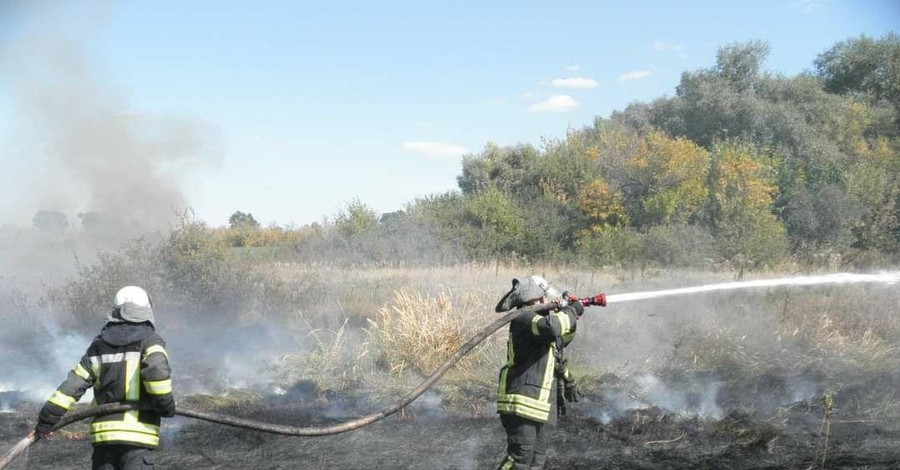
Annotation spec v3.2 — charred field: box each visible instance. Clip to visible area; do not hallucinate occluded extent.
[3,378,899,469]
[2,262,900,469]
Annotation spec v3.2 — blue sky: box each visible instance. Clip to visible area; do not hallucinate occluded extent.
[1,1,897,228]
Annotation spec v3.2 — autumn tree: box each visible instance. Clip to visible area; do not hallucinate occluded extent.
[707,141,787,270]
[626,131,710,226]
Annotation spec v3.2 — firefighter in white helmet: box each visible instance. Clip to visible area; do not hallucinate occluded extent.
[34,286,175,470]
[495,276,584,470]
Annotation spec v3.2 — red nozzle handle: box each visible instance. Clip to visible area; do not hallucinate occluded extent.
[578,293,607,307]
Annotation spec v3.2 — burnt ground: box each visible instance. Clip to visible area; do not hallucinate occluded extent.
[3,392,899,470]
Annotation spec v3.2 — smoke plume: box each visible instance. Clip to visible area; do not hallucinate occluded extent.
[0,3,221,290]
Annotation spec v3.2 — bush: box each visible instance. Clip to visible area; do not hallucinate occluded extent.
[366,290,502,386]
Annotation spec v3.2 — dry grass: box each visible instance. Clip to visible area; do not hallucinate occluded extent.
[366,289,503,383]
[266,265,899,419]
[30,253,900,420]
[278,319,371,392]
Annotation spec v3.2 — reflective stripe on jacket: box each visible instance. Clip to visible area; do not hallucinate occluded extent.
[39,324,174,448]
[496,304,578,424]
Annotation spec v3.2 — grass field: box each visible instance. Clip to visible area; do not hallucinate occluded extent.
[2,263,899,468]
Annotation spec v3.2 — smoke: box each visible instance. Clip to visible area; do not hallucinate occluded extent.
[591,373,724,423]
[570,271,900,423]
[0,1,232,414]
[0,2,221,289]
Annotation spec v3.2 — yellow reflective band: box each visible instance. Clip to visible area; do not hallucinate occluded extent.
[497,401,550,422]
[143,379,172,395]
[142,345,168,360]
[125,357,140,401]
[497,393,552,412]
[89,356,101,386]
[91,430,159,447]
[91,420,160,434]
[48,390,76,410]
[124,409,139,424]
[539,345,555,402]
[74,363,92,381]
[497,342,513,396]
[531,315,541,336]
[555,312,571,336]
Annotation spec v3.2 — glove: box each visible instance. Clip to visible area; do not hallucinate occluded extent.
[560,292,584,318]
[34,421,55,440]
[563,377,580,403]
[570,300,584,318]
[35,405,60,439]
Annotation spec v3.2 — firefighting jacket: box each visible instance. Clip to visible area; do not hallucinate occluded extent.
[496,303,580,424]
[37,322,175,448]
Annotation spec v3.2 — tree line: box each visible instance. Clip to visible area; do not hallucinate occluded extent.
[39,34,898,273]
[291,35,898,272]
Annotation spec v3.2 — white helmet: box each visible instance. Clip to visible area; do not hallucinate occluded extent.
[114,286,152,308]
[108,286,155,325]
[494,275,562,312]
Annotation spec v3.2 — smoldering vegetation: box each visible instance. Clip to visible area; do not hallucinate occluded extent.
[1,229,899,468]
[2,10,899,467]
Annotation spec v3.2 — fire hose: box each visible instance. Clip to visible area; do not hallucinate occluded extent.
[1,294,606,468]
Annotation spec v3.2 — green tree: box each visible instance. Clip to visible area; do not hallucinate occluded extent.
[228,211,260,229]
[161,215,230,308]
[815,33,900,112]
[465,187,526,259]
[457,143,541,197]
[334,199,379,239]
[715,40,770,92]
[783,185,862,253]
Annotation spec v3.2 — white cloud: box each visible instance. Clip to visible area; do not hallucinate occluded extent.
[402,141,469,158]
[550,77,598,89]
[565,64,580,72]
[617,70,652,82]
[487,98,507,106]
[653,41,685,53]
[528,95,579,113]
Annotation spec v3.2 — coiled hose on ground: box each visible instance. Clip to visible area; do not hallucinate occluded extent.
[1,303,551,468]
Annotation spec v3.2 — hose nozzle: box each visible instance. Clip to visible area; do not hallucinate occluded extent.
[578,293,607,307]
[562,292,607,308]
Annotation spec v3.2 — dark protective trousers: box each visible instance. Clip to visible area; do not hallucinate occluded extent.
[92,445,155,470]
[497,413,549,470]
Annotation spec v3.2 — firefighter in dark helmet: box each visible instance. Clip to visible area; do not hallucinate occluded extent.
[495,275,584,470]
[33,286,175,470]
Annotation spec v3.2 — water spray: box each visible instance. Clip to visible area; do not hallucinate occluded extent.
[603,272,900,304]
[3,271,898,468]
